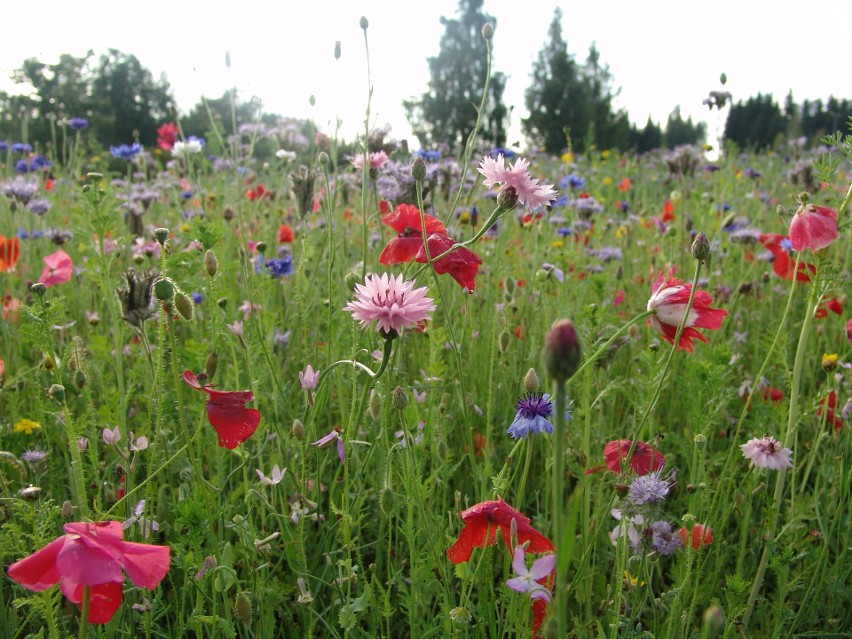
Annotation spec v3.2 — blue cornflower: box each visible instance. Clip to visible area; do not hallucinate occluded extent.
[507,393,568,439]
[551,194,569,209]
[69,118,89,130]
[264,255,294,278]
[110,143,143,160]
[565,173,585,189]
[26,199,51,216]
[30,155,51,170]
[0,141,8,152]
[556,226,572,237]
[11,143,32,154]
[417,149,442,161]
[191,292,202,305]
[628,471,674,505]
[650,521,682,556]
[15,160,31,173]
[491,147,515,158]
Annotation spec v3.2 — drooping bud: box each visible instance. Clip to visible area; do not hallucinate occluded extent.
[411,157,427,181]
[204,249,218,277]
[481,22,494,40]
[153,277,175,301]
[498,330,511,353]
[154,228,170,245]
[174,291,195,321]
[542,319,582,384]
[523,368,539,393]
[47,383,66,404]
[234,591,252,625]
[392,386,408,410]
[691,231,710,262]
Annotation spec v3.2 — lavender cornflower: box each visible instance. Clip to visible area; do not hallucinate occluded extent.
[26,199,51,216]
[68,118,89,130]
[506,393,569,439]
[110,143,143,160]
[649,521,682,556]
[740,435,792,470]
[21,449,49,464]
[628,470,674,505]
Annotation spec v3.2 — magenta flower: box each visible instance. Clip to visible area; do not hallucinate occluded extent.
[741,435,792,470]
[477,154,558,210]
[312,427,345,464]
[299,364,320,390]
[789,203,837,252]
[343,273,435,337]
[506,546,556,602]
[39,249,73,287]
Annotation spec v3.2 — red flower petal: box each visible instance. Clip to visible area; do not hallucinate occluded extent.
[789,205,838,252]
[603,440,665,476]
[183,370,261,448]
[6,536,65,591]
[381,203,446,236]
[0,235,20,272]
[61,579,124,624]
[416,234,482,292]
[378,236,424,265]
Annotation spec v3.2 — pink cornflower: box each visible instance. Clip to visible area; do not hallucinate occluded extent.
[647,270,728,352]
[740,435,792,470]
[343,273,435,338]
[352,151,389,171]
[789,203,837,252]
[477,154,558,210]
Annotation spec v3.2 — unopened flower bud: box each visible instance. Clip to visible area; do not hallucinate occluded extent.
[498,330,511,353]
[61,500,74,519]
[380,486,396,514]
[317,151,329,166]
[223,207,235,222]
[73,369,87,390]
[821,353,838,371]
[411,157,426,181]
[174,291,194,321]
[535,269,548,282]
[524,368,539,393]
[154,228,169,245]
[392,386,408,410]
[30,282,46,297]
[497,186,519,209]
[691,231,710,262]
[359,16,369,29]
[334,41,341,60]
[225,51,231,68]
[204,249,218,277]
[369,389,382,420]
[153,277,175,301]
[481,22,494,40]
[234,591,252,625]
[542,319,582,384]
[504,277,516,295]
[450,607,472,625]
[702,604,725,638]
[344,271,359,291]
[628,324,640,339]
[439,392,452,413]
[255,241,267,254]
[616,265,623,281]
[47,383,66,404]
[292,419,305,440]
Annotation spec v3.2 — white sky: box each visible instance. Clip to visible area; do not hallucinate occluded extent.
[2,0,850,149]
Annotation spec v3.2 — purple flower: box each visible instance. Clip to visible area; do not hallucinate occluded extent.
[129,432,148,452]
[650,521,682,556]
[628,470,674,505]
[256,464,286,485]
[740,435,792,470]
[26,199,51,216]
[110,143,143,160]
[506,546,555,602]
[506,393,569,439]
[299,364,320,390]
[69,118,89,130]
[21,449,48,464]
[102,426,121,446]
[311,428,345,464]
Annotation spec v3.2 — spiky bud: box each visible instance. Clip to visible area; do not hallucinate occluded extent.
[234,591,252,625]
[523,368,540,393]
[174,291,194,321]
[411,157,427,181]
[153,277,175,302]
[369,389,381,420]
[204,249,218,277]
[154,228,170,245]
[542,319,582,384]
[691,231,710,262]
[392,386,408,410]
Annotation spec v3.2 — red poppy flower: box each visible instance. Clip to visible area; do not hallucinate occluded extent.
[817,391,844,432]
[378,203,447,265]
[183,370,261,448]
[678,523,713,550]
[587,439,666,476]
[277,224,294,243]
[447,497,553,564]
[759,234,815,282]
[814,296,843,319]
[0,235,20,272]
[415,233,482,292]
[245,185,271,201]
[789,203,837,252]
[156,123,178,152]
[647,270,728,352]
[7,521,170,624]
[661,199,675,222]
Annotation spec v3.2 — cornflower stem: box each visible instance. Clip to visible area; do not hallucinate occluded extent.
[78,586,90,639]
[742,265,820,628]
[552,378,569,639]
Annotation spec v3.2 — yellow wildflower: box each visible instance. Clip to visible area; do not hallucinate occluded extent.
[822,353,838,371]
[561,152,575,164]
[14,418,41,435]
[601,149,611,159]
[602,177,612,185]
[551,240,564,249]
[616,226,628,239]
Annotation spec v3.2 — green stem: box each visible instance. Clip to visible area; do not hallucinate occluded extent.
[78,586,90,639]
[553,379,568,638]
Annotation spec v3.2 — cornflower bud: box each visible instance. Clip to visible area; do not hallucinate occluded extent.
[691,231,710,262]
[411,157,426,181]
[542,319,582,384]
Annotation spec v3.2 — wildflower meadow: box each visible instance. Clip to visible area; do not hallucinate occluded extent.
[1,19,851,639]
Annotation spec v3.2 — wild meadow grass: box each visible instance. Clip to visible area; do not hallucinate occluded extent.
[1,39,851,639]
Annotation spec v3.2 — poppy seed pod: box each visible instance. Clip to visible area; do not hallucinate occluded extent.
[541,319,582,383]
[204,249,218,277]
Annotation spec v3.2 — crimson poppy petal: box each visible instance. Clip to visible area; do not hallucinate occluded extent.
[206,403,261,449]
[6,536,65,591]
[446,518,497,564]
[61,579,124,624]
[378,237,423,265]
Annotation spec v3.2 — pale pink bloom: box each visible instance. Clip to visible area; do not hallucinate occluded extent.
[343,272,435,337]
[352,151,389,171]
[506,546,555,602]
[227,320,244,336]
[39,250,73,287]
[299,364,320,390]
[740,435,792,470]
[129,432,148,452]
[312,428,345,464]
[102,426,121,446]
[789,204,837,252]
[256,464,286,485]
[477,154,558,210]
[239,300,262,319]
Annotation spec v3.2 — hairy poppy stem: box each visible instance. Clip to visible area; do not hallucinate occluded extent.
[552,378,568,638]
[78,586,90,639]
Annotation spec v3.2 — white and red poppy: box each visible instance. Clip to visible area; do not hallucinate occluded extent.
[647,271,728,352]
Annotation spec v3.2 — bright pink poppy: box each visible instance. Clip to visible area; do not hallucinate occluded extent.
[183,370,261,449]
[646,270,727,352]
[39,250,73,287]
[759,234,816,282]
[447,497,553,564]
[7,521,170,624]
[156,123,178,151]
[789,204,838,252]
[378,203,447,264]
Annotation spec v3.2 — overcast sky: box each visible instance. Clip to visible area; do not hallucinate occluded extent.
[2,0,849,149]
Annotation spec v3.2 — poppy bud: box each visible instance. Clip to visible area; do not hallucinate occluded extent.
[255,241,267,254]
[204,249,218,277]
[292,419,305,440]
[61,500,74,519]
[504,277,516,295]
[334,41,341,60]
[380,486,396,515]
[702,604,725,638]
[482,23,494,40]
[30,282,46,297]
[542,319,582,384]
[359,16,369,29]
[73,369,86,390]
[369,389,382,420]
[523,368,539,393]
[223,207,235,222]
[691,231,710,262]
[498,330,511,353]
[153,277,175,302]
[234,591,252,625]
[174,291,194,321]
[47,383,66,404]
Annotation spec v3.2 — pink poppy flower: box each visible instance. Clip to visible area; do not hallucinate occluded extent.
[789,203,837,252]
[647,270,728,352]
[183,370,261,449]
[39,250,73,287]
[6,521,170,624]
